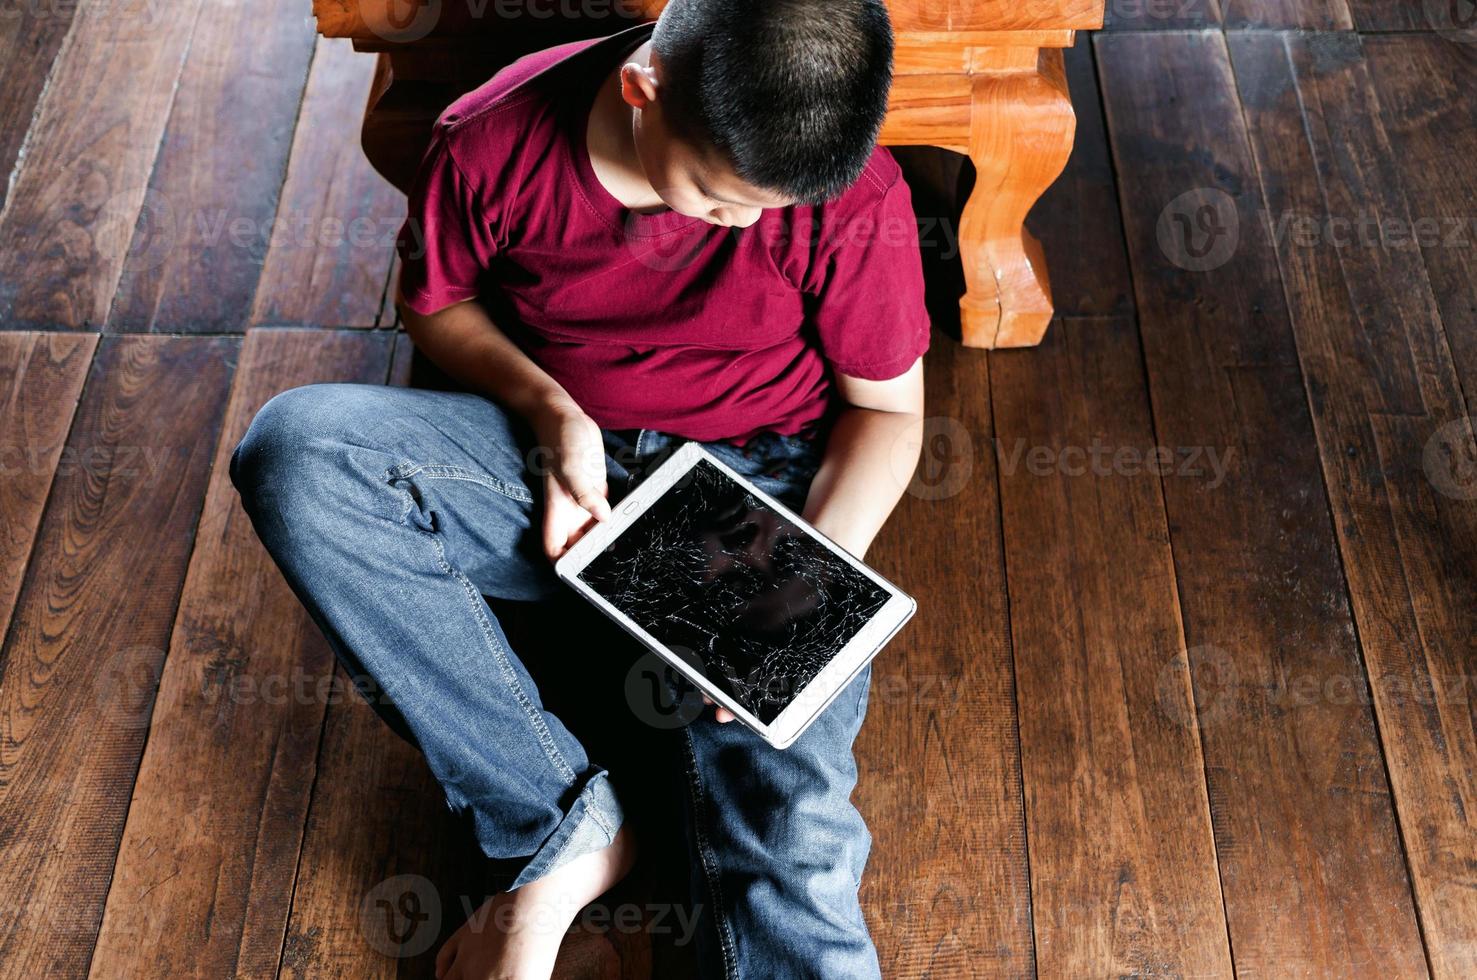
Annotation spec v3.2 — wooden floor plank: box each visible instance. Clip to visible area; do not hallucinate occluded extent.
[1348,0,1448,31]
[275,665,482,979]
[1026,41,1136,319]
[0,0,80,213]
[1221,0,1353,27]
[992,316,1232,979]
[1101,0,1223,30]
[854,332,1036,978]
[0,335,236,979]
[1365,36,1477,416]
[1232,30,1477,976]
[85,329,393,979]
[1097,30,1428,977]
[104,0,315,333]
[0,0,205,329]
[0,333,97,648]
[249,38,404,330]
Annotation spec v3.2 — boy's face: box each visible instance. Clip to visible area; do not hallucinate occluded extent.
[625,53,796,228]
[636,124,795,228]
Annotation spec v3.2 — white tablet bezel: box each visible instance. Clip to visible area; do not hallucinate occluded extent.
[554,440,917,749]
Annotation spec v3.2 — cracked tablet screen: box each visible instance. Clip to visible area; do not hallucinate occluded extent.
[578,458,891,724]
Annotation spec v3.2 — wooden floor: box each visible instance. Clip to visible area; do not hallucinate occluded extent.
[2,1,1476,976]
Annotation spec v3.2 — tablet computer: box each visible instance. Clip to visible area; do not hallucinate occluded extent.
[554,440,917,749]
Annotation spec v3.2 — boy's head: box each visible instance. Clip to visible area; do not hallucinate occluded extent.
[622,0,894,226]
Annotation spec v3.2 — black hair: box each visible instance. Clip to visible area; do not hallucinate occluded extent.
[652,0,894,204]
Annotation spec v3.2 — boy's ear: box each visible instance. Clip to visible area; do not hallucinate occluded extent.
[619,62,661,109]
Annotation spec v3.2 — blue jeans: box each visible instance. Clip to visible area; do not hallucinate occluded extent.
[228,382,880,980]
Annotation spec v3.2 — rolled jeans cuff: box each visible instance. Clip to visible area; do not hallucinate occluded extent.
[507,769,624,890]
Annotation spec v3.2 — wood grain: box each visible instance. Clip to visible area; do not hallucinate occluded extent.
[1098,30,1428,977]
[105,0,315,333]
[0,335,236,978]
[276,665,482,979]
[959,48,1076,347]
[1232,30,1477,977]
[1346,0,1435,30]
[0,334,97,649]
[993,316,1232,978]
[1365,35,1477,420]
[250,38,403,329]
[85,329,393,978]
[0,0,79,212]
[0,0,206,329]
[878,74,974,155]
[1221,0,1352,27]
[1101,0,1223,30]
[1026,41,1135,318]
[854,330,1036,978]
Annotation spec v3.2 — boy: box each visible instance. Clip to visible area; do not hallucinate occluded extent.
[230,0,929,976]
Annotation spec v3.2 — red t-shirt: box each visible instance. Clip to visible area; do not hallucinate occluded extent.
[396,22,930,446]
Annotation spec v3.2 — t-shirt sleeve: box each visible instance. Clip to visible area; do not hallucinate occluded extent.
[395,130,499,316]
[807,173,932,381]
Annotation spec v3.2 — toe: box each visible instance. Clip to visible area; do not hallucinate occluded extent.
[435,929,462,978]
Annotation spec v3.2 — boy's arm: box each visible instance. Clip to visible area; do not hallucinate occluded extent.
[398,295,617,560]
[398,294,578,424]
[800,356,925,561]
[703,359,922,725]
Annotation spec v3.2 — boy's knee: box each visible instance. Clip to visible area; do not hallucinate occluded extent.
[230,383,361,495]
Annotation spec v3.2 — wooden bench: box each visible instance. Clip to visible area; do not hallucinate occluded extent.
[310,0,1103,347]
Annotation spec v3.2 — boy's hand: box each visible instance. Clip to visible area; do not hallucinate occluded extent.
[532,400,612,563]
[702,694,736,724]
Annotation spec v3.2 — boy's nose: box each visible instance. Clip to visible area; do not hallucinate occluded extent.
[726,208,762,228]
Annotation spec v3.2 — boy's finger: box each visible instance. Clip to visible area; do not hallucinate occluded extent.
[574,487,611,521]
[543,477,576,561]
[435,930,459,978]
[543,522,566,562]
[558,464,610,520]
[701,694,736,724]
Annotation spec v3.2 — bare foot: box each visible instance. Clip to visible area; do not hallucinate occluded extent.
[435,825,637,980]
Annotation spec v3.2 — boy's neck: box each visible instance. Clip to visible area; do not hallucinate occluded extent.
[585,40,669,214]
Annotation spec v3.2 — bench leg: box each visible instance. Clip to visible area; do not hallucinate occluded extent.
[959,48,1076,348]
